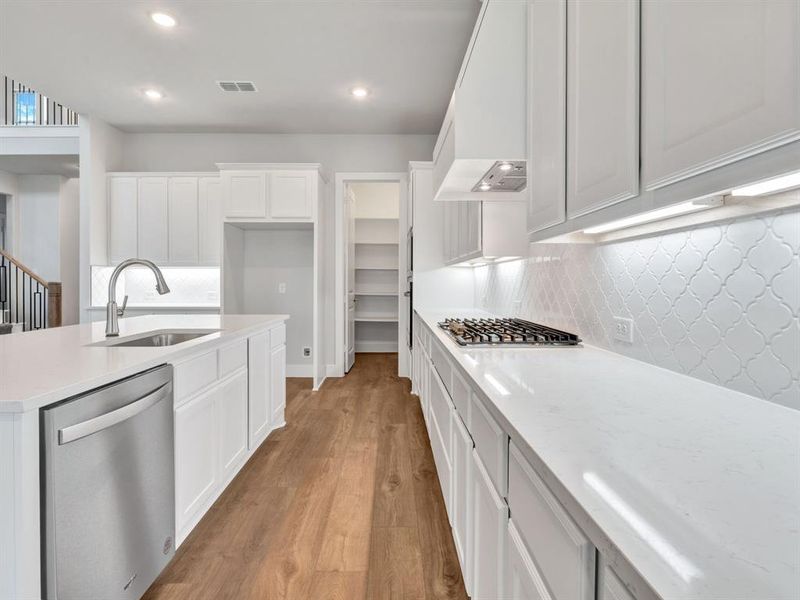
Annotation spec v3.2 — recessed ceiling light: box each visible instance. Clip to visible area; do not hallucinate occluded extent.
[151,12,176,27]
[144,89,163,100]
[351,87,369,99]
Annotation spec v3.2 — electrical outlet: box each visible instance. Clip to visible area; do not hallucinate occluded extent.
[613,317,634,344]
[303,347,311,357]
[278,283,287,294]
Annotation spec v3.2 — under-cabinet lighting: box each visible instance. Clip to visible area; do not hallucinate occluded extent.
[583,197,723,235]
[583,472,701,583]
[150,12,176,28]
[144,89,163,101]
[484,373,510,396]
[731,170,800,197]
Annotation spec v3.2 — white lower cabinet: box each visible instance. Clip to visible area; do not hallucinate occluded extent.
[451,410,473,595]
[175,386,219,540]
[470,449,507,600]
[248,331,271,448]
[270,342,287,426]
[507,519,553,600]
[598,557,637,600]
[218,371,248,480]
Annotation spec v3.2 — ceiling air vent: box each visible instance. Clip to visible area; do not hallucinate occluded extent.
[217,81,258,92]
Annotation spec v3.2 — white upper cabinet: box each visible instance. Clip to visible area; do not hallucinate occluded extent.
[224,171,267,219]
[136,177,169,263]
[268,170,315,220]
[527,0,567,234]
[198,177,223,265]
[108,177,138,263]
[168,177,200,265]
[219,164,322,223]
[567,0,640,219]
[444,201,527,267]
[432,0,527,201]
[642,0,800,191]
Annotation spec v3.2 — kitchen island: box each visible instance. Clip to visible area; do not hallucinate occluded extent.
[0,314,288,600]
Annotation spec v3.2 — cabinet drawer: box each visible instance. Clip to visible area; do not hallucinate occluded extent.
[218,340,247,378]
[270,324,286,348]
[508,443,595,600]
[451,369,471,427]
[174,350,218,403]
[430,338,453,396]
[429,364,453,463]
[429,402,453,521]
[471,394,508,496]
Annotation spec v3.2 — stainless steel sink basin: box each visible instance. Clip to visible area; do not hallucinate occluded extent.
[91,329,219,348]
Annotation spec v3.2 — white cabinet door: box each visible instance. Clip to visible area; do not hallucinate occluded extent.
[567,0,639,218]
[137,177,169,263]
[225,172,266,219]
[452,410,474,595]
[471,450,507,600]
[270,343,286,426]
[247,331,271,449]
[198,177,222,265]
[506,520,553,600]
[218,370,248,480]
[527,0,567,233]
[642,0,800,190]
[175,387,218,535]
[168,177,199,265]
[108,177,138,263]
[597,558,637,600]
[268,170,314,220]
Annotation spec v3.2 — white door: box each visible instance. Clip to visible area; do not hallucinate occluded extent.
[471,450,507,600]
[218,370,248,479]
[269,170,314,220]
[506,520,552,600]
[198,177,222,265]
[137,177,169,263]
[168,177,199,265]
[566,0,640,218]
[452,411,474,595]
[270,343,286,426]
[108,177,138,263]
[247,331,271,449]
[174,387,219,535]
[224,172,266,219]
[527,0,567,234]
[345,186,356,372]
[642,0,800,190]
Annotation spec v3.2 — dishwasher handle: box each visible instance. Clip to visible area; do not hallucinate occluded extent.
[58,382,172,445]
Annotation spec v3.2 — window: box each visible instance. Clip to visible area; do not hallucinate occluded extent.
[14,91,36,125]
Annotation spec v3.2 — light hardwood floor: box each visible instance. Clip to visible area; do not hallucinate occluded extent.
[144,353,467,600]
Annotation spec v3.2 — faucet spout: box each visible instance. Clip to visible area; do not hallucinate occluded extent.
[106,259,170,336]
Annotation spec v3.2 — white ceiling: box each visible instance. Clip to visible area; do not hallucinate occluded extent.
[0,1,479,134]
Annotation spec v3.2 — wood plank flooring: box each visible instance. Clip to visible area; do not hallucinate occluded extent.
[144,353,466,600]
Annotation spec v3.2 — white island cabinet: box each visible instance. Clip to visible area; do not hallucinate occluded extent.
[0,314,288,599]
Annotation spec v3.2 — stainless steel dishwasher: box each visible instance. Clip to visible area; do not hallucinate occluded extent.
[41,364,175,600]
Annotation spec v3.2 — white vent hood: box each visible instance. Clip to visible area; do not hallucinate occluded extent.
[432,0,527,202]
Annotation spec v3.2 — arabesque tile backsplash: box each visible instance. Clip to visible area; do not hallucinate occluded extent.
[474,208,799,409]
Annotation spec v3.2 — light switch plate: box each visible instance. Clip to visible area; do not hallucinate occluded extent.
[278,282,286,294]
[614,317,634,344]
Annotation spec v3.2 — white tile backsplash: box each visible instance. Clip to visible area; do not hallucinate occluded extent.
[91,266,220,307]
[474,208,800,409]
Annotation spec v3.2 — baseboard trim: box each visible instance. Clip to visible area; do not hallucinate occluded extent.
[286,364,313,377]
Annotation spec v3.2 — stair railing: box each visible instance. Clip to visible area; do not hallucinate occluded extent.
[0,250,62,331]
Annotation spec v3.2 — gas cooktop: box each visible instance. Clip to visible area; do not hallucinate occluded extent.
[438,318,581,347]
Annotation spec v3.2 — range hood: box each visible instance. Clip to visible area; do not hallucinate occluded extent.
[432,0,527,202]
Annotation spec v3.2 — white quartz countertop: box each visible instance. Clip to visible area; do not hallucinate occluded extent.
[417,310,800,600]
[0,314,287,413]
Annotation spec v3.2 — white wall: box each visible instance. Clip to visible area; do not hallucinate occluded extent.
[17,175,62,282]
[58,177,79,325]
[79,116,124,322]
[120,132,435,369]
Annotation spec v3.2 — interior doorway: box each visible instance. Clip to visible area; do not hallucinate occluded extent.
[335,173,409,378]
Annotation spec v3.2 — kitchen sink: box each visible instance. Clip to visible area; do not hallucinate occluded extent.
[91,329,219,348]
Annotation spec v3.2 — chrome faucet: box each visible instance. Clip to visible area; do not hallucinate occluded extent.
[106,259,170,336]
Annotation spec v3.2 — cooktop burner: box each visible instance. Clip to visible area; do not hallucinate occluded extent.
[438,318,581,347]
